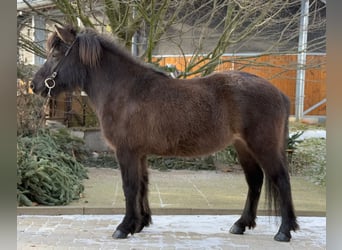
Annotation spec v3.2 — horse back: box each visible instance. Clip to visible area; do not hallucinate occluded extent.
[211,71,290,118]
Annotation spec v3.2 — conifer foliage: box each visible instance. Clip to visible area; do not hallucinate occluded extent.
[17,129,88,206]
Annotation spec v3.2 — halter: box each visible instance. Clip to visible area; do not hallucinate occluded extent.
[44,37,78,97]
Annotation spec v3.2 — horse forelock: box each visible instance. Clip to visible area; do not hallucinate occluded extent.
[78,29,102,68]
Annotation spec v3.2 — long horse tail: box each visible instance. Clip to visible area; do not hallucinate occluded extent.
[264,93,291,216]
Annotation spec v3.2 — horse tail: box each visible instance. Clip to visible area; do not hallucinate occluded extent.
[264,93,291,216]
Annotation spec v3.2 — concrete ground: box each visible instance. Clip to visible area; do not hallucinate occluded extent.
[17,168,326,249]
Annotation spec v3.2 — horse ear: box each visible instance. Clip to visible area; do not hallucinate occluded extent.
[55,25,75,44]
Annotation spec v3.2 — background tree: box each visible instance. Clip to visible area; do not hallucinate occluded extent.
[163,0,326,77]
[18,0,325,78]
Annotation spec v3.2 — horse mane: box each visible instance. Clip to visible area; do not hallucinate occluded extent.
[77,28,102,68]
[78,28,171,78]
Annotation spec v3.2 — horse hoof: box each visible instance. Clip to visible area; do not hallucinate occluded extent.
[135,225,144,233]
[229,224,245,235]
[274,231,291,242]
[112,230,128,239]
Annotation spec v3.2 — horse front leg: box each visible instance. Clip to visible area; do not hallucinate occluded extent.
[112,149,142,239]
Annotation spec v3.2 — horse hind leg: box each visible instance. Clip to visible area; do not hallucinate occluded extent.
[135,156,152,233]
[252,147,299,242]
[230,140,264,235]
[264,157,299,241]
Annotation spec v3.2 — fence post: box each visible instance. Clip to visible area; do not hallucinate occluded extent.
[295,0,309,121]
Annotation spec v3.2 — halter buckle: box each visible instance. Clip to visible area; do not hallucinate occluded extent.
[44,72,57,97]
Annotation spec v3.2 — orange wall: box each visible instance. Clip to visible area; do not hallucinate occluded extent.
[156,54,326,116]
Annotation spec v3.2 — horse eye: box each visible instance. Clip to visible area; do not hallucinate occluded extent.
[49,49,59,58]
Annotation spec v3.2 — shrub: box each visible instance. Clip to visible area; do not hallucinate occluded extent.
[287,131,304,150]
[290,138,326,186]
[148,155,216,171]
[82,146,238,171]
[17,86,46,136]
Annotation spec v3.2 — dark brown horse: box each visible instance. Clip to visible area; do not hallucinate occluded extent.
[31,25,298,242]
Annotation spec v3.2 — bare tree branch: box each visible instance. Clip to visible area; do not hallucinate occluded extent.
[18,0,326,79]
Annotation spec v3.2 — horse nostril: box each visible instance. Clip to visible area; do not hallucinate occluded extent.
[30,84,34,91]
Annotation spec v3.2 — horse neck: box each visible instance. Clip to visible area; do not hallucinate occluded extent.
[83,50,144,111]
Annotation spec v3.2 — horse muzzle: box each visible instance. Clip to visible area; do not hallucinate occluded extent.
[30,80,49,97]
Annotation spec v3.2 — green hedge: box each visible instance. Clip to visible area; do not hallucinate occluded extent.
[84,146,238,171]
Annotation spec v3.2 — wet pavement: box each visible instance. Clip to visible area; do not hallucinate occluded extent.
[17,214,325,249]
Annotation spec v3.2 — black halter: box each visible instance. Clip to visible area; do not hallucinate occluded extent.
[44,37,78,97]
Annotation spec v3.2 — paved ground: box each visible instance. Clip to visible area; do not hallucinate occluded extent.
[17,215,326,249]
[18,169,326,215]
[17,169,326,249]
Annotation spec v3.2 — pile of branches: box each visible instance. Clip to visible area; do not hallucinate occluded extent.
[17,129,89,206]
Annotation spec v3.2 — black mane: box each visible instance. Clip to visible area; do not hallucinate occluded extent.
[78,28,171,78]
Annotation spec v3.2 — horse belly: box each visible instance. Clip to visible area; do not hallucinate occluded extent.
[149,122,234,157]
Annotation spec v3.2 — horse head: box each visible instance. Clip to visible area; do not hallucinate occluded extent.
[31,25,100,97]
